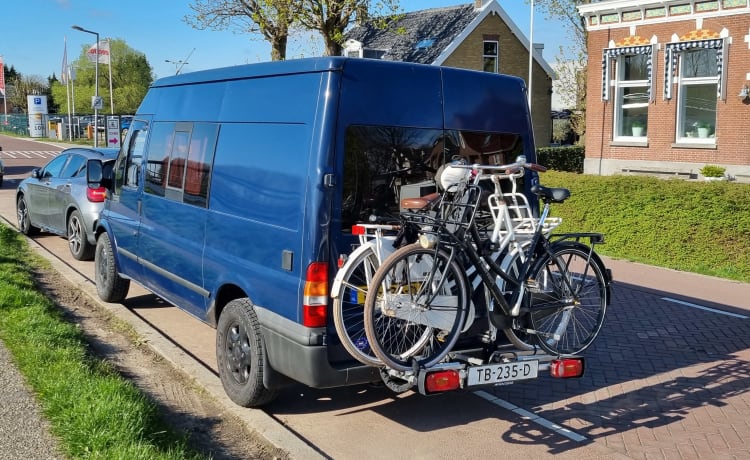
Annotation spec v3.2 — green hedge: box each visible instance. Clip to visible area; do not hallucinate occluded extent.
[539,171,750,283]
[536,146,585,173]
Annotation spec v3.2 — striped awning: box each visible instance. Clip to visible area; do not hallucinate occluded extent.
[601,44,654,102]
[663,38,726,100]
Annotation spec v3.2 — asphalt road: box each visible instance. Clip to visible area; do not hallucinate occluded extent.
[2,134,749,459]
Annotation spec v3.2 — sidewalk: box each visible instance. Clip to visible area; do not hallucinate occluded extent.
[0,340,62,459]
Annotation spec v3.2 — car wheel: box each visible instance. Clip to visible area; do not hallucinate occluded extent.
[216,298,279,407]
[68,210,95,261]
[17,195,39,236]
[95,232,130,302]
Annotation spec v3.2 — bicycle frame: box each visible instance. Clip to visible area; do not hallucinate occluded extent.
[415,162,604,332]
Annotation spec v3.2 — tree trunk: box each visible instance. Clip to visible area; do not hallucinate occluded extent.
[270,36,288,61]
[323,37,342,56]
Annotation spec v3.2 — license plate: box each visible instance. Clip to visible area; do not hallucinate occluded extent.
[467,360,539,386]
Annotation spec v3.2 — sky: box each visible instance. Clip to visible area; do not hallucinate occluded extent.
[2,0,571,81]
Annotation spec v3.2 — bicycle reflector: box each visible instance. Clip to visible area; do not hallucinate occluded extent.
[423,369,461,393]
[549,357,585,378]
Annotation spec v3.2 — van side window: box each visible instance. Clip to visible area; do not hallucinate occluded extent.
[145,121,218,208]
[144,122,176,197]
[166,130,191,201]
[183,123,219,208]
[124,124,148,187]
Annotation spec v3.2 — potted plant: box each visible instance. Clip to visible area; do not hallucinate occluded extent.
[696,121,711,138]
[631,119,645,137]
[700,164,726,181]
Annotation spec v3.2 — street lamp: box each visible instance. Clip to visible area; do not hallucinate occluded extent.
[165,59,188,75]
[72,25,100,148]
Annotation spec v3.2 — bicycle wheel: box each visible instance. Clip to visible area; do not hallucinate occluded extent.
[527,242,608,355]
[490,243,538,351]
[364,243,469,372]
[332,246,383,366]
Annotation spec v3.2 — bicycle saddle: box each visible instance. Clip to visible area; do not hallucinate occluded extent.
[530,184,570,203]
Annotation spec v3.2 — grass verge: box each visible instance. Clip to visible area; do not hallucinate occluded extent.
[0,224,205,459]
[542,171,750,283]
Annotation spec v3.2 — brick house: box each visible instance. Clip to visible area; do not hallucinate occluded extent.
[343,0,555,148]
[578,0,750,181]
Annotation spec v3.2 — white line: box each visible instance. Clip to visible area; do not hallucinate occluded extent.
[473,390,588,442]
[661,297,748,319]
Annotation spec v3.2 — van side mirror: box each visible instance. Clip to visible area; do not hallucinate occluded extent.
[87,159,112,189]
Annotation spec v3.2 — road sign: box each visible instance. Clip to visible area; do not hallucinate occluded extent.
[92,96,104,110]
[106,116,121,149]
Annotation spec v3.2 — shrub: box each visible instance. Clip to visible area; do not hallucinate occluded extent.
[536,145,584,173]
[699,164,725,178]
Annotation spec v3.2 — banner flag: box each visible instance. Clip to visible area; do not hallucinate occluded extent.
[87,39,111,65]
[61,37,69,85]
[0,56,5,97]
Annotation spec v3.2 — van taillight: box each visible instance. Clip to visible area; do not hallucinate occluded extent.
[87,186,107,203]
[303,262,328,327]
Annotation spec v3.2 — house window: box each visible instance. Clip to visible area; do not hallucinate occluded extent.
[677,48,717,142]
[483,41,498,73]
[615,53,650,139]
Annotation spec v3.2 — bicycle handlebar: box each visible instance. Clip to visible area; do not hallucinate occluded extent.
[448,155,547,175]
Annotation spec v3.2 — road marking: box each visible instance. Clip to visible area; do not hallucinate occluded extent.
[661,297,749,319]
[473,390,588,442]
[0,151,59,159]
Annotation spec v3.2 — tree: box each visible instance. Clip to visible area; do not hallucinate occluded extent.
[185,0,299,61]
[50,38,154,115]
[5,74,48,114]
[297,0,401,57]
[185,0,401,60]
[531,0,591,142]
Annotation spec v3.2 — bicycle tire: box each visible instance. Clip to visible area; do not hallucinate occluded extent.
[527,241,608,355]
[364,243,469,372]
[332,245,383,366]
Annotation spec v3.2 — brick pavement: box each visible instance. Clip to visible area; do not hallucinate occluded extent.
[486,261,750,459]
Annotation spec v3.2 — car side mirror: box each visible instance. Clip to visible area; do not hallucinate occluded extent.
[86,159,112,189]
[31,168,40,179]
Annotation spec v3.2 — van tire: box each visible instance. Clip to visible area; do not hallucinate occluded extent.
[95,232,130,302]
[216,298,279,407]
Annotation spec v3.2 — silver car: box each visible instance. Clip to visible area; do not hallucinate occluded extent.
[16,147,118,260]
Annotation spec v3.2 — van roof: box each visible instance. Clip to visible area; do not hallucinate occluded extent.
[152,57,354,88]
[150,56,513,89]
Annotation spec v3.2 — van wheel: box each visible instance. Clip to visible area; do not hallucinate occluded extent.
[95,232,130,302]
[216,298,279,407]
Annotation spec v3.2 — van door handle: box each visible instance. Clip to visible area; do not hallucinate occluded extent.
[324,173,336,188]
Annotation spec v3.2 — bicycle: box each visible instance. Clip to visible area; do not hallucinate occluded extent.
[331,193,440,368]
[362,156,612,373]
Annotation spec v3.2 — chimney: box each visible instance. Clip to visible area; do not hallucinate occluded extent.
[474,0,484,9]
[534,43,544,57]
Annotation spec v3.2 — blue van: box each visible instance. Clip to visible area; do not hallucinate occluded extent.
[88,57,539,407]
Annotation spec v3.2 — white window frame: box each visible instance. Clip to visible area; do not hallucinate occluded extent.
[613,53,650,141]
[483,40,498,73]
[675,48,718,144]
